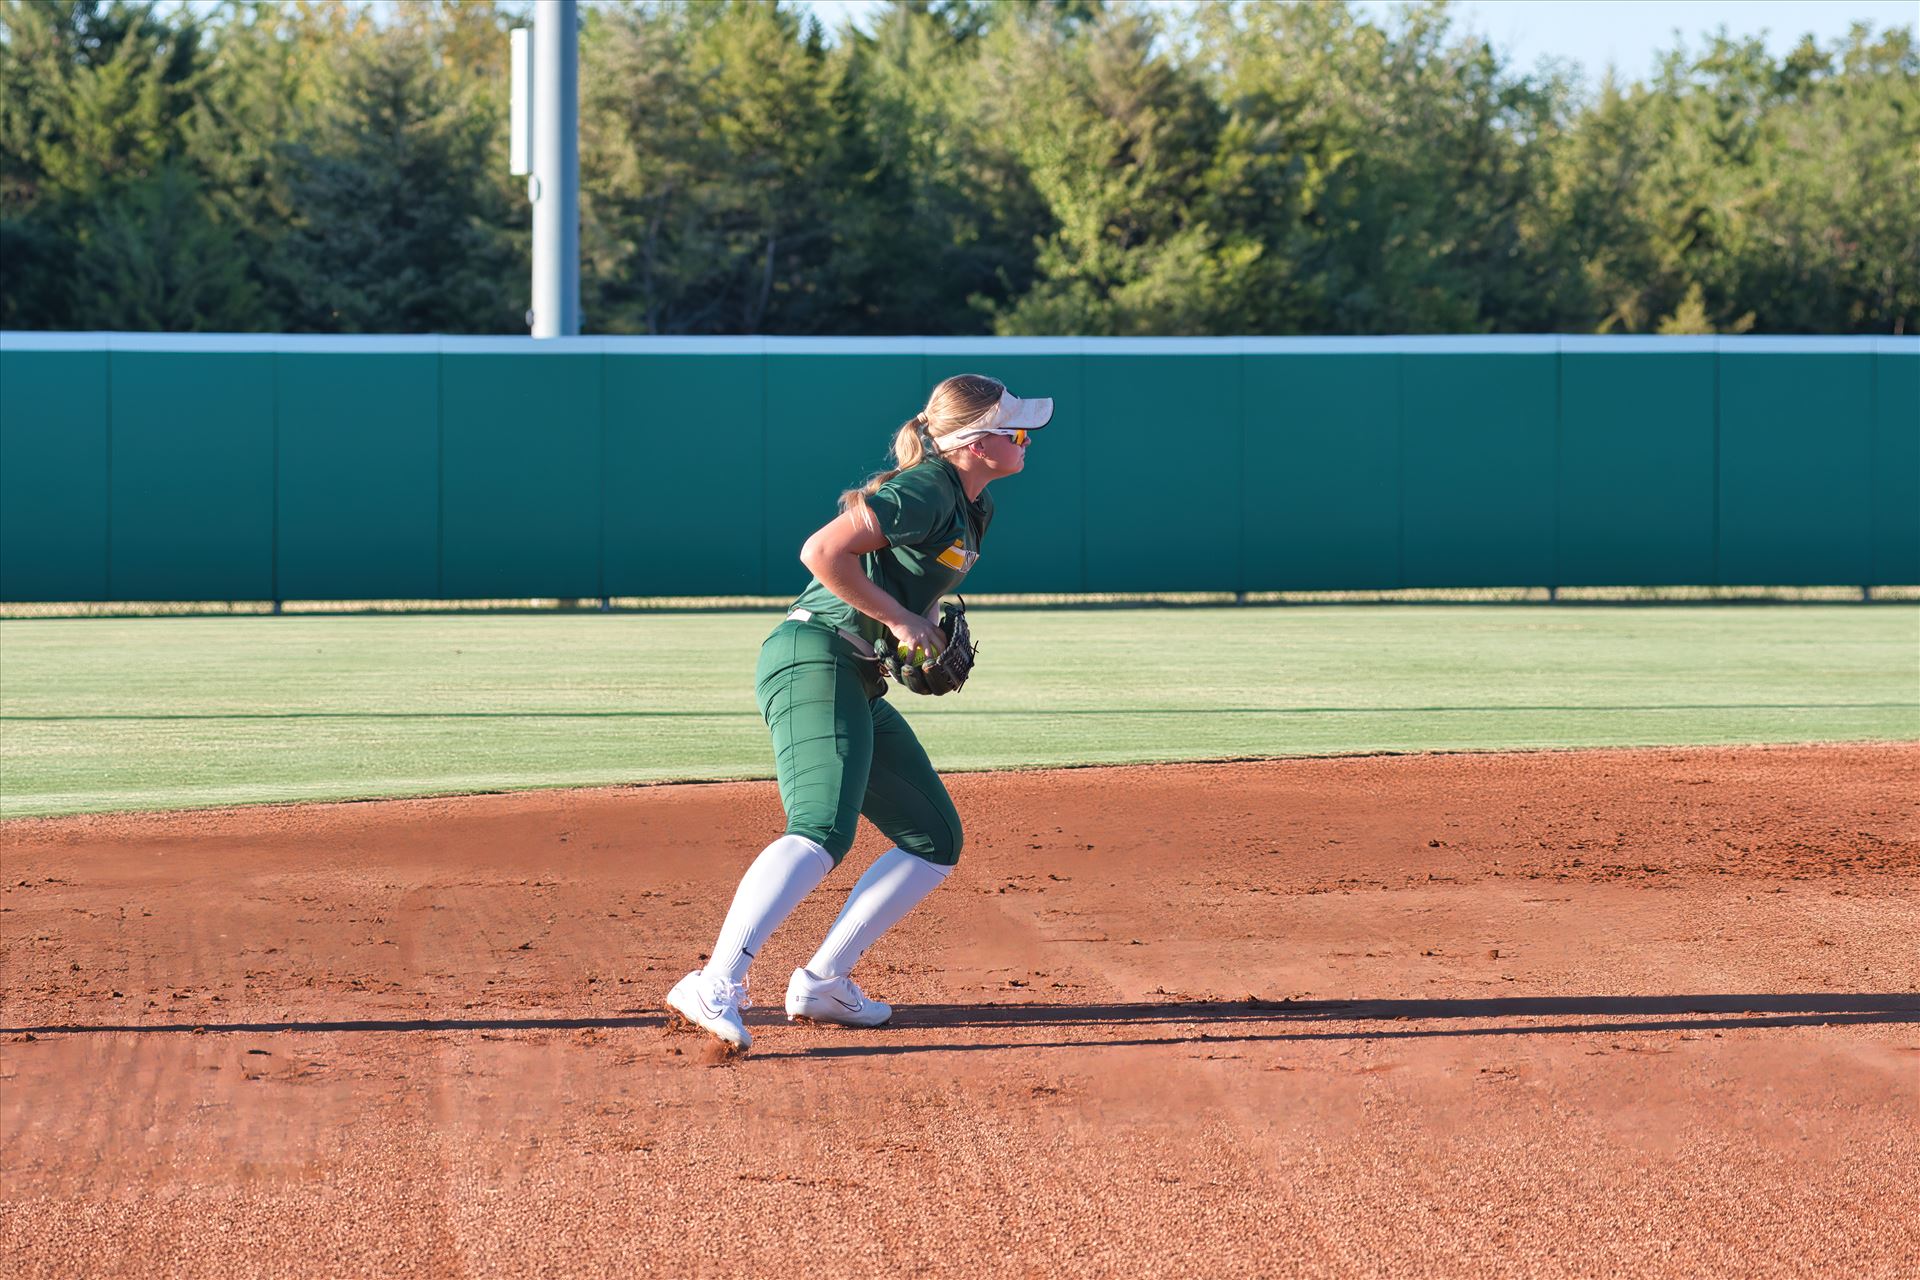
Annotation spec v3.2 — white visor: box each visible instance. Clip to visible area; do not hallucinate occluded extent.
[937,389,1054,450]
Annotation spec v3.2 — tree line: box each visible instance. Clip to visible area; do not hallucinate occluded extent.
[2,0,1914,336]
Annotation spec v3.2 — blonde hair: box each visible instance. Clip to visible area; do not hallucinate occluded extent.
[838,373,1006,519]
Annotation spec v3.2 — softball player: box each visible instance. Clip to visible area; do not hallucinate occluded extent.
[666,373,1052,1052]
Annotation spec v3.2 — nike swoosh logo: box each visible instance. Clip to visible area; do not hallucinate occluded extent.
[833,996,862,1012]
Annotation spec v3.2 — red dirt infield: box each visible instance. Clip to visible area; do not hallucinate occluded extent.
[3,744,1917,1278]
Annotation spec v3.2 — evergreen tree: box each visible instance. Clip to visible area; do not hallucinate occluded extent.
[271,14,518,332]
[0,0,1911,335]
[829,0,1044,333]
[0,0,210,327]
[1195,0,1581,334]
[73,159,263,329]
[581,0,849,334]
[982,4,1253,335]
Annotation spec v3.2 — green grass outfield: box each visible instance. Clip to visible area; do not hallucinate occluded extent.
[1,605,1915,819]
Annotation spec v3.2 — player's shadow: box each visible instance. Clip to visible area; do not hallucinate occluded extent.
[894,991,1919,1028]
[748,991,1920,1061]
[8,993,1913,1053]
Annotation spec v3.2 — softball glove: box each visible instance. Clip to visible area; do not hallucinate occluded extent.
[885,599,976,696]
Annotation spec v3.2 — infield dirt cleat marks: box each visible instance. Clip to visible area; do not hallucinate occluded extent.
[662,1006,749,1061]
[664,970,752,1052]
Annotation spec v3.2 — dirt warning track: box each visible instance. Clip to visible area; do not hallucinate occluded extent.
[4,744,1917,1277]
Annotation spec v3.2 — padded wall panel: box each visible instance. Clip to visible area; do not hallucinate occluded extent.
[1559,352,1716,585]
[276,353,440,599]
[1081,354,1242,591]
[1719,352,1872,585]
[604,353,766,596]
[1400,354,1557,587]
[1,349,109,601]
[108,351,274,600]
[1244,353,1401,590]
[1871,351,1920,585]
[440,352,602,598]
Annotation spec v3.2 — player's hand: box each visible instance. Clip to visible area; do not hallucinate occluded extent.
[885,613,945,667]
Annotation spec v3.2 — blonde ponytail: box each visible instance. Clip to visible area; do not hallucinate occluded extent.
[839,414,928,516]
[838,377,1006,519]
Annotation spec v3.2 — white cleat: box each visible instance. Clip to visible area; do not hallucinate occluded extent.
[785,968,892,1028]
[665,970,751,1052]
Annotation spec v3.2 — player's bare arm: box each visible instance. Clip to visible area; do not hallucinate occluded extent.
[798,510,945,659]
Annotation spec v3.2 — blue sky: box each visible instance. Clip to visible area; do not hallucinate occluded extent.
[161,0,1920,86]
[805,0,1917,85]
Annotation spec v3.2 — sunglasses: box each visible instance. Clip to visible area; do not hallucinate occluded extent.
[947,426,1032,452]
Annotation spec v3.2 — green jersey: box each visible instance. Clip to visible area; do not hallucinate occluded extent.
[787,456,993,649]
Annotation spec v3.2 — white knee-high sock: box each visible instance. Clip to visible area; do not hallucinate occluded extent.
[707,834,834,984]
[805,848,954,980]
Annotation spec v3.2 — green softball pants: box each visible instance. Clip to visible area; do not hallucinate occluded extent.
[754,619,963,867]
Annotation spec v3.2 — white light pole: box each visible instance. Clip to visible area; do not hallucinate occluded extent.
[514,1,580,337]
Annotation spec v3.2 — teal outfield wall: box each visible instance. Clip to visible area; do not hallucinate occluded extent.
[1,334,1915,602]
